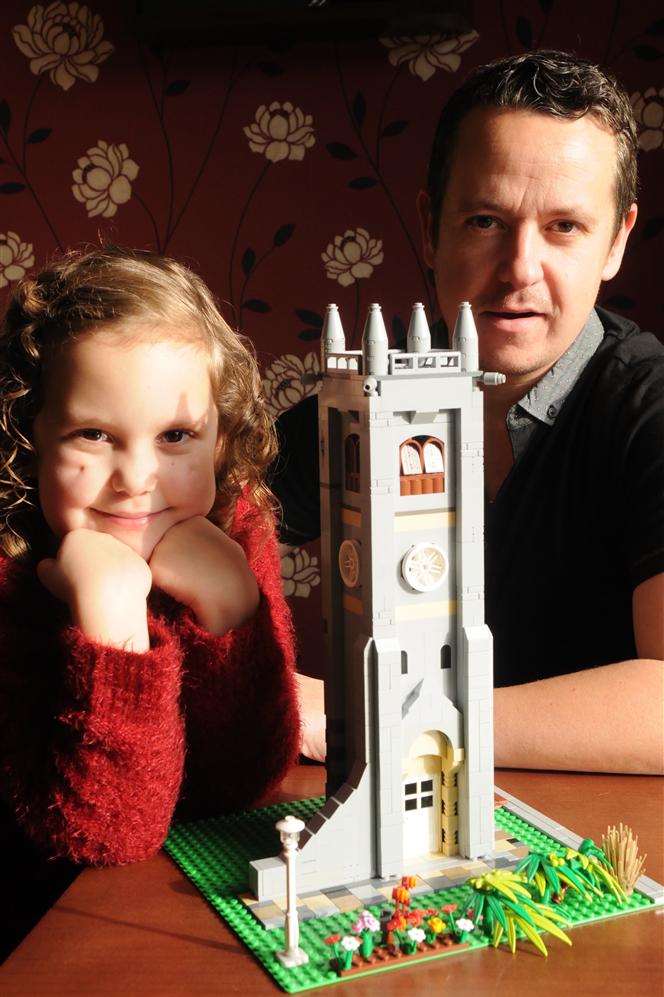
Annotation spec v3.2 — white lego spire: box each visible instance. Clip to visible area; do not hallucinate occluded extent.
[452,301,479,372]
[321,303,346,366]
[406,302,431,354]
[362,303,389,375]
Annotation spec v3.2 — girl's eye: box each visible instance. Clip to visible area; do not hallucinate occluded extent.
[76,429,108,442]
[161,429,192,444]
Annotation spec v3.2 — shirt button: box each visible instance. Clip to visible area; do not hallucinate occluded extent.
[547,404,557,419]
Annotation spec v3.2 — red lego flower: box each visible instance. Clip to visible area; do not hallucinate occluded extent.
[324,934,341,946]
[441,903,458,914]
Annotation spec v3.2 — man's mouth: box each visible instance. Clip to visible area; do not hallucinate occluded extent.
[482,309,542,320]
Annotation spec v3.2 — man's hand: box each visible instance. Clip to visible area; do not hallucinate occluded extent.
[37,529,152,652]
[149,516,260,635]
[295,673,326,762]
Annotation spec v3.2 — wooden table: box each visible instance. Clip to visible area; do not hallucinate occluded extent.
[2,768,662,996]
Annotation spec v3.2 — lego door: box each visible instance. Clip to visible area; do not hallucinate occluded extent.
[402,767,442,859]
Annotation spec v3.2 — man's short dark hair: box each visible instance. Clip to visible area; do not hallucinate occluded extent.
[426,50,638,243]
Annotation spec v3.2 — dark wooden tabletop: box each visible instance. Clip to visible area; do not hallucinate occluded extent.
[1,767,663,996]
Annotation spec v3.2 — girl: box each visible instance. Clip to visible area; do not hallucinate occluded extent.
[0,246,300,953]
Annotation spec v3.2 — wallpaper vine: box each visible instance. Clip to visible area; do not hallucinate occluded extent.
[0,2,662,675]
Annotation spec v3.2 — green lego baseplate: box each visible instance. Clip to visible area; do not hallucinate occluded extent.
[164,798,655,993]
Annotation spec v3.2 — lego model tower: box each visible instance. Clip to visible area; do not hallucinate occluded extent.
[250,301,505,899]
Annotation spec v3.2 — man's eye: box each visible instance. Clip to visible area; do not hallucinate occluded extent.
[552,220,576,233]
[161,429,192,444]
[467,215,499,230]
[76,429,107,442]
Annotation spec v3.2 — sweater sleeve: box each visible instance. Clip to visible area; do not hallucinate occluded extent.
[0,565,186,866]
[176,499,301,817]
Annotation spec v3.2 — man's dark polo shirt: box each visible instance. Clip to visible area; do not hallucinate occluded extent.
[269,308,664,687]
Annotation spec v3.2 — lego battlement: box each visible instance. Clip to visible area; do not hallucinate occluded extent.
[324,349,464,378]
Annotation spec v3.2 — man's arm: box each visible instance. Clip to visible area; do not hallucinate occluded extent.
[494,573,664,774]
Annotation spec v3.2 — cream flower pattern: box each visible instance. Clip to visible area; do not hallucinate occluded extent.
[244,102,315,162]
[72,140,139,218]
[262,352,321,416]
[631,88,664,151]
[281,547,320,599]
[13,3,114,92]
[322,228,384,287]
[0,232,35,288]
[380,31,479,82]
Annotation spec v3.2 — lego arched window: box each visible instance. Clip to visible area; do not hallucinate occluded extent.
[345,433,360,492]
[399,436,444,495]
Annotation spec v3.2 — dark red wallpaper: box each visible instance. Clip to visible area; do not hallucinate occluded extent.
[0,2,662,675]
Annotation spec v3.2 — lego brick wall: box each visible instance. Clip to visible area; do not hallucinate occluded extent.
[0,2,661,678]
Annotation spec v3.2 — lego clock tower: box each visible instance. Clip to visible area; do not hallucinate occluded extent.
[251,301,505,900]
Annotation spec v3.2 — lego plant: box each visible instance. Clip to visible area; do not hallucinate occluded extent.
[601,824,647,896]
[463,869,572,957]
[351,910,380,958]
[324,934,360,971]
[515,850,599,904]
[565,839,628,903]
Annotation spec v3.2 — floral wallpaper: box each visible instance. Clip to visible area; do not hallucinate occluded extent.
[0,2,662,677]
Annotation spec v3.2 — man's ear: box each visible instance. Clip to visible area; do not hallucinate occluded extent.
[601,202,638,282]
[416,189,436,270]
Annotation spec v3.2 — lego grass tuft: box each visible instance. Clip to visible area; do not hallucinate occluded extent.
[164,799,656,993]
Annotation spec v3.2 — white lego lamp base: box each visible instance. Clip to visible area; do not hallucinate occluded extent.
[276,947,310,968]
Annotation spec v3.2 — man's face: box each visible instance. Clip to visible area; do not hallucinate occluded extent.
[418,107,636,381]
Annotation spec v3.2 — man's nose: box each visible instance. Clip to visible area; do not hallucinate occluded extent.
[110,447,158,495]
[496,225,544,290]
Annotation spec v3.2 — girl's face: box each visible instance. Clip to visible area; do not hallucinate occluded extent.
[33,326,221,560]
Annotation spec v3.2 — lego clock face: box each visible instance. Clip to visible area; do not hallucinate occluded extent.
[401,541,448,592]
[338,539,361,588]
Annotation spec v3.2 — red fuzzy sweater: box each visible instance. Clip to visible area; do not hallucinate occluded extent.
[0,498,300,868]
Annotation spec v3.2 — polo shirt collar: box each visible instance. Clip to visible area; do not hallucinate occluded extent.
[516,309,605,426]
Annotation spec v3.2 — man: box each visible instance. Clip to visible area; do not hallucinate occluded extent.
[275,51,664,773]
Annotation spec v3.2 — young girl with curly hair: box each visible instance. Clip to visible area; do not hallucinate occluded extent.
[0,246,300,956]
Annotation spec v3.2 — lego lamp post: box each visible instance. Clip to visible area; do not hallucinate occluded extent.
[275,815,309,969]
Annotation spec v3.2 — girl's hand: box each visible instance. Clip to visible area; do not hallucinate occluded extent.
[37,529,152,652]
[149,516,260,635]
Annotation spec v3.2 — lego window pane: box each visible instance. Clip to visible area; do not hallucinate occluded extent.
[423,441,444,473]
[405,799,417,811]
[421,796,433,808]
[400,442,422,475]
[404,783,416,795]
[421,779,433,791]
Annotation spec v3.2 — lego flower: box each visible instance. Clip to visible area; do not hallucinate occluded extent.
[387,912,407,932]
[244,101,315,162]
[13,3,114,91]
[262,351,320,416]
[631,87,664,151]
[455,917,475,933]
[72,140,139,218]
[380,31,479,82]
[352,910,380,934]
[281,547,320,599]
[0,232,35,288]
[426,915,445,935]
[441,903,458,914]
[407,927,425,943]
[322,228,384,287]
[340,935,360,951]
[392,885,411,905]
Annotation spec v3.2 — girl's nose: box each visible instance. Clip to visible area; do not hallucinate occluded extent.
[110,449,158,495]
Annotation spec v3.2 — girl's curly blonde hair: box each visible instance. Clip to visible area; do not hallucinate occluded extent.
[0,245,277,560]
